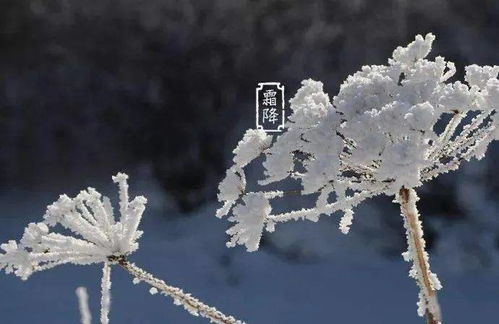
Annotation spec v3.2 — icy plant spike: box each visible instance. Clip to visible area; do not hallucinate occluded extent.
[217,33,499,323]
[0,173,244,324]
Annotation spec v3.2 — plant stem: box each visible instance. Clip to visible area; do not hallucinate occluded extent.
[117,258,245,324]
[398,188,442,324]
[426,311,439,324]
[100,262,111,324]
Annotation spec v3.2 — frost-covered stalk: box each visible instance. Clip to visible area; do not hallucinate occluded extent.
[0,173,244,324]
[117,257,244,324]
[397,188,441,324]
[76,287,92,324]
[217,33,499,322]
[100,262,112,324]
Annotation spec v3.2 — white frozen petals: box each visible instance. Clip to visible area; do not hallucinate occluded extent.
[149,287,158,295]
[120,195,147,253]
[485,78,499,108]
[232,129,272,168]
[289,79,331,126]
[465,64,499,88]
[438,81,474,112]
[0,173,146,280]
[290,79,328,111]
[405,102,436,131]
[226,193,271,252]
[391,33,435,66]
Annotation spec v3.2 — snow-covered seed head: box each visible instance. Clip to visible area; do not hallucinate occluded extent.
[0,173,147,280]
[217,33,499,252]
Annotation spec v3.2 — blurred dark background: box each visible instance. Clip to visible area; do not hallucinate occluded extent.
[0,0,499,323]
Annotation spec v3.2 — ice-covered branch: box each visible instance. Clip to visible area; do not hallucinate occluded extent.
[267,188,382,223]
[118,258,245,324]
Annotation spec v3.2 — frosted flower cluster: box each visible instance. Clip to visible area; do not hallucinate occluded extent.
[0,173,146,280]
[0,173,244,324]
[217,33,498,321]
[218,33,498,252]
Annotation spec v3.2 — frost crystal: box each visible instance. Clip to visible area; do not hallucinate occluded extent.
[217,33,498,322]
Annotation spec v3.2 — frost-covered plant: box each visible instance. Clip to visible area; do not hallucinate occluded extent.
[217,33,499,323]
[0,173,244,324]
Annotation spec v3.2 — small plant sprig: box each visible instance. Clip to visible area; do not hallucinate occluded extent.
[0,173,244,324]
[217,33,499,323]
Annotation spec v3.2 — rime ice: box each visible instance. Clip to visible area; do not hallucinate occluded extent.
[217,33,498,322]
[218,33,498,251]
